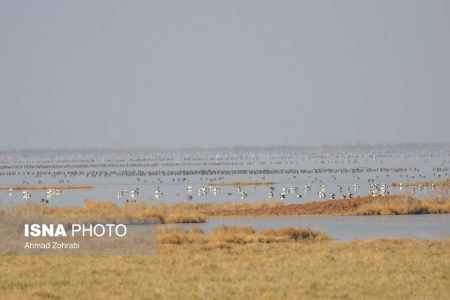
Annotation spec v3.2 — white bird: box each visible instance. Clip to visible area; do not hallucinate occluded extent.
[22,191,31,200]
[154,187,163,198]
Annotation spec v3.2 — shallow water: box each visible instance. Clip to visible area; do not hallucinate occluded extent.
[0,145,449,207]
[177,214,450,241]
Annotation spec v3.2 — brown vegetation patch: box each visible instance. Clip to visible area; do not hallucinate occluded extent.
[3,200,205,225]
[206,195,400,216]
[3,196,448,223]
[84,199,118,209]
[356,197,450,215]
[158,225,329,245]
[206,195,450,217]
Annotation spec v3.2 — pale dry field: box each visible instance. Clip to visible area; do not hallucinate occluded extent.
[0,239,449,300]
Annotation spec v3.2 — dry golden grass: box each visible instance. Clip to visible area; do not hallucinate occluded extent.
[356,196,450,215]
[83,200,118,209]
[0,185,93,191]
[157,226,330,246]
[3,200,205,225]
[258,227,330,243]
[3,196,449,223]
[150,200,284,214]
[164,213,206,224]
[392,178,450,187]
[158,227,209,245]
[0,239,449,299]
[205,195,450,217]
[1,200,285,223]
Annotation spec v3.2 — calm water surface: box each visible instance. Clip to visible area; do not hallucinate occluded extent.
[174,214,450,241]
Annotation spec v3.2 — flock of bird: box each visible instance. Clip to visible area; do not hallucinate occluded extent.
[368,182,389,197]
[117,188,140,203]
[317,183,361,199]
[4,178,434,206]
[110,179,393,204]
[7,188,63,204]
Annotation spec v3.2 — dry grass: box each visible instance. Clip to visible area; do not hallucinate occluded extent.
[158,225,330,246]
[3,200,206,225]
[356,196,450,215]
[208,181,275,186]
[84,200,118,209]
[158,227,209,245]
[2,199,284,220]
[0,185,93,191]
[4,196,449,222]
[204,195,450,217]
[0,239,449,299]
[258,227,330,243]
[164,213,206,224]
[135,200,285,215]
[209,225,258,245]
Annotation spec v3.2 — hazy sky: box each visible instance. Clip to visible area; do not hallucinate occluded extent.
[1,1,449,149]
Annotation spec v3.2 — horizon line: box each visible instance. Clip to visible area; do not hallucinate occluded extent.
[1,142,450,153]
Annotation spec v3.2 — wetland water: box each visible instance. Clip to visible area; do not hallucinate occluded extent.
[1,145,449,207]
[176,214,450,241]
[1,145,450,240]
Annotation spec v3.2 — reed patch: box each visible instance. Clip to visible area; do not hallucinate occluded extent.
[158,225,329,245]
[356,197,450,215]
